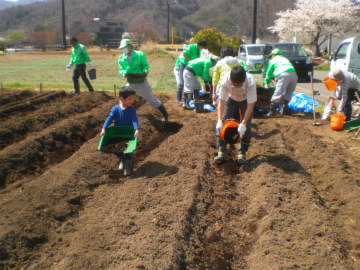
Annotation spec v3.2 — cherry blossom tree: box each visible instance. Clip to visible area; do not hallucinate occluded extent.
[269,0,360,55]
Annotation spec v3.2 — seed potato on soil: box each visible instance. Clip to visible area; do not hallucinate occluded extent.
[0,89,359,269]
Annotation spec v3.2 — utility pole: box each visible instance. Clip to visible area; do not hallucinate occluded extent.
[251,0,257,44]
[162,0,176,44]
[61,0,66,50]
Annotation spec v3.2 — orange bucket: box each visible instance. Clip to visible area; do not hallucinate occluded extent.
[330,114,346,130]
[220,119,240,144]
[323,76,338,91]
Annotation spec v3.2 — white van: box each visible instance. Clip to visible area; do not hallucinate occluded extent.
[238,44,265,73]
[330,36,360,78]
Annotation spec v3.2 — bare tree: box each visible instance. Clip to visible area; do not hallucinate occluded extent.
[28,31,56,52]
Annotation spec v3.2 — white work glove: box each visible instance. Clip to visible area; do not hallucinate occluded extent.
[216,120,223,135]
[66,65,71,71]
[88,62,93,66]
[237,123,246,138]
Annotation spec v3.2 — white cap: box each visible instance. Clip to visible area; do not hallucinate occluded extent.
[119,39,132,49]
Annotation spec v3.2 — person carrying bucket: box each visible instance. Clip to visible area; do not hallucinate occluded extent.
[177,39,208,104]
[100,87,139,176]
[329,69,360,121]
[263,48,298,117]
[66,37,94,94]
[212,46,247,107]
[214,65,257,165]
[183,57,218,110]
[118,39,169,123]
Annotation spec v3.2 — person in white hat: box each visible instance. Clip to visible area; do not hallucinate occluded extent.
[117,39,169,123]
[329,69,360,121]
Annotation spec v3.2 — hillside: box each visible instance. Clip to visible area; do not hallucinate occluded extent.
[0,0,48,11]
[0,0,295,40]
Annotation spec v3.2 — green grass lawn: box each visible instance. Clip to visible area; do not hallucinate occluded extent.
[0,50,177,93]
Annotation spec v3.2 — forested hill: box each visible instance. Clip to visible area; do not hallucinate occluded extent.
[0,0,48,10]
[0,0,295,39]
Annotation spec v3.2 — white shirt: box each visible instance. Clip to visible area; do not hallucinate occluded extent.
[218,71,257,103]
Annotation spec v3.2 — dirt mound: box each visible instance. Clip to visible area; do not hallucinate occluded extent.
[0,90,359,269]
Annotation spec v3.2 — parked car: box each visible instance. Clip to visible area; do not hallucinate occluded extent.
[263,42,313,81]
[238,44,265,73]
[330,36,360,78]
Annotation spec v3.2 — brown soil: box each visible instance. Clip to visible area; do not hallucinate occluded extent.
[0,89,359,270]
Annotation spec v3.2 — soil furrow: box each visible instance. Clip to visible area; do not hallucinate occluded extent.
[0,90,67,119]
[0,89,37,105]
[0,92,113,150]
[0,91,359,270]
[0,99,118,188]
[0,96,183,269]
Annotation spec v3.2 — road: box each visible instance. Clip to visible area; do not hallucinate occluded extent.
[296,70,332,104]
[254,70,332,104]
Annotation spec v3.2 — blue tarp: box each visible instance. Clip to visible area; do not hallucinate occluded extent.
[287,93,319,113]
[188,100,216,112]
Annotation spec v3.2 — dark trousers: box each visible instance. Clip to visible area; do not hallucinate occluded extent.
[218,97,253,155]
[344,88,359,121]
[73,63,94,92]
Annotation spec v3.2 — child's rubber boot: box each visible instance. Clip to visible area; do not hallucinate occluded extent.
[214,152,225,164]
[124,159,132,176]
[237,153,247,165]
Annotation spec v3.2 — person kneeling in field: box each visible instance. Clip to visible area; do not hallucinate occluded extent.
[215,65,257,165]
[183,57,218,109]
[100,87,139,176]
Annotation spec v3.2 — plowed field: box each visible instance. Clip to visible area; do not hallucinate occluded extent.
[0,89,359,270]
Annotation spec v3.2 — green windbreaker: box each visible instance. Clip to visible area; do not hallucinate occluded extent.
[69,43,91,66]
[118,49,149,83]
[179,44,201,66]
[188,58,214,82]
[264,55,296,84]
